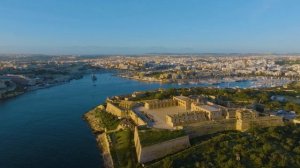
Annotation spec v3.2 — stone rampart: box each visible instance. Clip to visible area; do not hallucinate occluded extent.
[144,99,177,109]
[106,102,125,117]
[236,116,284,131]
[134,127,190,163]
[183,119,236,138]
[129,110,147,126]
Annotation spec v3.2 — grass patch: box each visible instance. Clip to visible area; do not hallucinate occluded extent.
[147,125,300,168]
[109,129,137,168]
[189,130,239,145]
[85,108,120,131]
[94,109,120,130]
[139,128,186,147]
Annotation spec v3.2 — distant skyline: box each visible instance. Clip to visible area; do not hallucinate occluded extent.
[1,0,300,54]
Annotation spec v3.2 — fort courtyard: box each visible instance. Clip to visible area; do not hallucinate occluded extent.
[134,105,188,129]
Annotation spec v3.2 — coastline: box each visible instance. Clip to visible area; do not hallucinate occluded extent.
[0,68,114,101]
[0,69,112,101]
[0,74,84,101]
[117,73,293,88]
[83,108,114,168]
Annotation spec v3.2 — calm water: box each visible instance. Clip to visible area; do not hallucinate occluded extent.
[0,73,252,168]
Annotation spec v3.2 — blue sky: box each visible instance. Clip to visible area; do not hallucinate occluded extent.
[0,0,300,54]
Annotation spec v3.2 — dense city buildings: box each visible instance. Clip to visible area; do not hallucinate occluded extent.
[2,54,300,100]
[87,55,300,87]
[0,55,96,99]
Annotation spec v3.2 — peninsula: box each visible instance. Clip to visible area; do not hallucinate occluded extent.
[85,81,300,168]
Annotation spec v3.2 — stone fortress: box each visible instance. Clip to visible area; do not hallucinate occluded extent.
[139,95,283,131]
[104,93,284,163]
[105,94,283,131]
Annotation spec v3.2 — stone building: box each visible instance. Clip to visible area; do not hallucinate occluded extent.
[235,109,258,120]
[191,102,223,120]
[144,99,177,109]
[225,109,237,119]
[235,109,284,131]
[166,111,208,127]
[173,96,192,110]
[119,100,136,109]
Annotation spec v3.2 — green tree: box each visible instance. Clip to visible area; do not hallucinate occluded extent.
[257,93,269,104]
[254,104,265,113]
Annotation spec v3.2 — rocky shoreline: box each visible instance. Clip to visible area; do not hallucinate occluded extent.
[83,108,114,168]
[0,74,84,101]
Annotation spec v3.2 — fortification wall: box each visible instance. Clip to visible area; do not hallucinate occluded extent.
[129,110,147,126]
[119,100,136,109]
[166,112,208,127]
[134,127,142,161]
[183,119,236,138]
[98,133,114,168]
[236,116,284,131]
[106,102,125,117]
[145,99,177,109]
[134,127,190,163]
